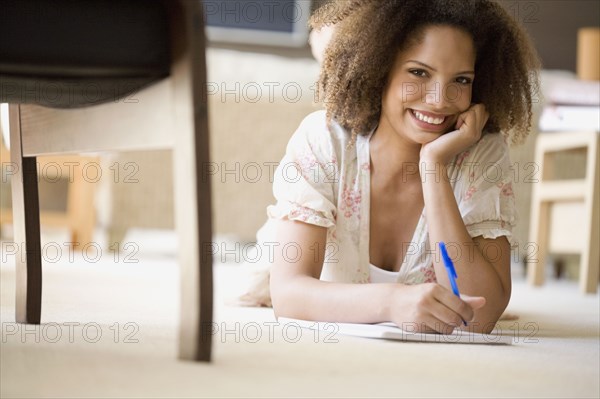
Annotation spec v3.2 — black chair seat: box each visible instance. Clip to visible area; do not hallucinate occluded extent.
[0,0,170,108]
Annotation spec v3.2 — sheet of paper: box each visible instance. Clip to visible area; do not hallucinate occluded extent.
[279,317,512,345]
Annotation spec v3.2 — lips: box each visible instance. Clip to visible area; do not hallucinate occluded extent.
[409,109,453,131]
[410,109,446,125]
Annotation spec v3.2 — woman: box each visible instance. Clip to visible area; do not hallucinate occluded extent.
[240,0,539,334]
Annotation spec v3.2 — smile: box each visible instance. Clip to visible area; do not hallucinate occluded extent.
[410,109,446,125]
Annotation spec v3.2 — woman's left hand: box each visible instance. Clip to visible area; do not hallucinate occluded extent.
[420,103,489,165]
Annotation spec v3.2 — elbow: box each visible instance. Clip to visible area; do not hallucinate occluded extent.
[270,281,288,319]
[270,272,307,320]
[470,312,503,334]
[472,288,512,334]
[271,269,322,321]
[271,286,305,321]
[271,289,291,320]
[478,320,499,335]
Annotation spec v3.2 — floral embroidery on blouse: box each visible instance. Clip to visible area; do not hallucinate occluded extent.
[340,178,362,219]
[455,150,471,167]
[295,150,318,181]
[422,264,437,283]
[464,186,478,200]
[501,182,514,197]
[287,203,333,228]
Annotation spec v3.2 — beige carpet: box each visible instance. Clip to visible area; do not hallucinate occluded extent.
[1,231,599,398]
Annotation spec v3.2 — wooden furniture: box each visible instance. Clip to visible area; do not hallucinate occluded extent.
[1,139,97,247]
[528,131,599,293]
[1,0,213,361]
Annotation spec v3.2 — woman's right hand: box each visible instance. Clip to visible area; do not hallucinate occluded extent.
[388,283,486,334]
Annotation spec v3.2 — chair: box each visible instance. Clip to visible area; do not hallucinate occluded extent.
[0,0,214,361]
[527,130,599,294]
[1,138,98,247]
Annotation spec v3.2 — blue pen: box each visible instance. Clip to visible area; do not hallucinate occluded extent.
[439,242,467,326]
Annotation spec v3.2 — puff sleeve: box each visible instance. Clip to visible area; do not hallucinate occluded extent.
[266,111,339,229]
[449,133,517,243]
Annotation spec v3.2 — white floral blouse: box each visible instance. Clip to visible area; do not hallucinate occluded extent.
[255,110,516,285]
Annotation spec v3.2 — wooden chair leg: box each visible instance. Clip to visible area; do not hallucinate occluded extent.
[170,0,213,361]
[68,163,96,249]
[9,104,42,324]
[580,133,599,294]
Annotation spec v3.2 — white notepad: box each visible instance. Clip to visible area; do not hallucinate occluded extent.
[279,317,512,345]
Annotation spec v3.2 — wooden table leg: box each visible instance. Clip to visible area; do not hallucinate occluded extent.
[9,104,42,324]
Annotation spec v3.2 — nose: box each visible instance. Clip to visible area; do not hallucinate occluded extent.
[424,81,453,111]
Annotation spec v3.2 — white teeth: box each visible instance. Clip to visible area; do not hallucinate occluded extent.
[413,110,444,125]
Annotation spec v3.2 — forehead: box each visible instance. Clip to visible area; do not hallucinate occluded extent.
[397,25,476,66]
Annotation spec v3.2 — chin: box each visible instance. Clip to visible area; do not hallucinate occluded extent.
[411,129,444,144]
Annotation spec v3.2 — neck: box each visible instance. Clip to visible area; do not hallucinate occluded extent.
[369,121,422,186]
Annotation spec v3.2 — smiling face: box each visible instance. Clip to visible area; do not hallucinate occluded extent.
[379,24,476,145]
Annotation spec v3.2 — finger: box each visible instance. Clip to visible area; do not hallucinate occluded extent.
[419,324,441,334]
[434,289,477,323]
[458,105,480,129]
[415,286,461,333]
[467,106,486,140]
[461,295,487,312]
[428,300,464,330]
[420,313,457,334]
[456,108,474,129]
[471,103,485,113]
[466,102,477,111]
[473,104,489,130]
[482,111,490,129]
[468,105,483,127]
[459,295,487,323]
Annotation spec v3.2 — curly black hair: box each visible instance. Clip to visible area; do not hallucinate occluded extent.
[310,0,541,144]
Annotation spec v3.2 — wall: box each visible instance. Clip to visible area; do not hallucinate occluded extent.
[495,0,600,71]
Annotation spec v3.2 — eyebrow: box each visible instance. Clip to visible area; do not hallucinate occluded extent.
[405,60,475,75]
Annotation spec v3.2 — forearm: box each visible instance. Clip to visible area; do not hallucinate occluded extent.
[420,161,510,330]
[271,275,398,324]
[270,219,403,325]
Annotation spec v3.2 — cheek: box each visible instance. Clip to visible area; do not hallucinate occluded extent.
[446,84,472,110]
[385,78,422,108]
[383,87,410,115]
[399,82,422,104]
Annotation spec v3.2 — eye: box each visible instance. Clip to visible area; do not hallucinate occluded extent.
[409,69,428,78]
[456,76,473,85]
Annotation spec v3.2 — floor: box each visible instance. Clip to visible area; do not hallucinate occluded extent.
[1,229,599,398]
